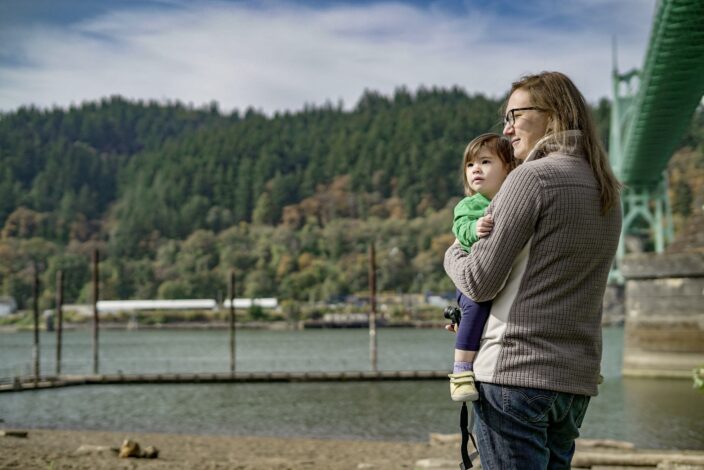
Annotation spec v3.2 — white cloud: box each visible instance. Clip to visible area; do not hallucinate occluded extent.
[0,0,656,114]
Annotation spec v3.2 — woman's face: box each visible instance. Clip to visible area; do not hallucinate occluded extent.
[503,88,549,160]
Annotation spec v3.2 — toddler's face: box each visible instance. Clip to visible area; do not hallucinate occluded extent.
[466,151,509,199]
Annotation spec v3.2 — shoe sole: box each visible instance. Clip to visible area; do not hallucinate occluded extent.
[451,392,478,402]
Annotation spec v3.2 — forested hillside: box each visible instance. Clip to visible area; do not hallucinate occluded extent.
[0,88,699,310]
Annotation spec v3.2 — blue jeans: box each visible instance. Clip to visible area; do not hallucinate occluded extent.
[473,382,591,470]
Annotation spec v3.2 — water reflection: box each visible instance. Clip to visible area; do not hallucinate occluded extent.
[620,378,704,448]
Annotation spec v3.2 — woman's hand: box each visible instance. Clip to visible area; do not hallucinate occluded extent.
[476,215,494,238]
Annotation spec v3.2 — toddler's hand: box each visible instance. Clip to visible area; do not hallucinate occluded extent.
[476,215,494,238]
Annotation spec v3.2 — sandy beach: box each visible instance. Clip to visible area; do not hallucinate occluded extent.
[0,428,456,470]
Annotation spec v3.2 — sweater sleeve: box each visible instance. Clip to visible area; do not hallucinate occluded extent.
[444,166,542,302]
[452,195,490,250]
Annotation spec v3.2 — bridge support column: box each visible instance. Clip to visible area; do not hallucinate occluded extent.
[621,252,704,378]
[613,178,674,283]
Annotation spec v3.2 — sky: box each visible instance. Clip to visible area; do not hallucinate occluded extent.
[0,0,658,115]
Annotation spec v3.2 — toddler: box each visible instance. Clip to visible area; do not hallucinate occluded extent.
[448,133,516,401]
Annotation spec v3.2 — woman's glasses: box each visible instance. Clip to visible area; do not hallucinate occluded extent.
[504,107,543,127]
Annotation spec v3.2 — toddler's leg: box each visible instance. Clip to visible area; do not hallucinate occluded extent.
[448,290,492,402]
[455,290,491,353]
[454,349,476,373]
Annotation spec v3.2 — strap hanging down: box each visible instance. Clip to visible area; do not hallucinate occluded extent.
[459,401,479,469]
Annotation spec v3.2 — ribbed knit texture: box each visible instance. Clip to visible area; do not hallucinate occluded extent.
[444,133,622,396]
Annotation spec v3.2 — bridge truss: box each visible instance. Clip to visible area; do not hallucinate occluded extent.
[609,0,704,282]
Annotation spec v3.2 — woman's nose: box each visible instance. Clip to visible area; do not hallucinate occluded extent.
[503,120,514,136]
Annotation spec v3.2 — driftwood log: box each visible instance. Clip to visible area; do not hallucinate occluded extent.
[572,450,704,467]
[0,430,28,438]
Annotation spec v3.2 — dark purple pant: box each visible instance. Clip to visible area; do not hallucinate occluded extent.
[455,289,492,352]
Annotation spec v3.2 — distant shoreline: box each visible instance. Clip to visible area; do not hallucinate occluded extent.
[0,315,624,334]
[0,319,452,333]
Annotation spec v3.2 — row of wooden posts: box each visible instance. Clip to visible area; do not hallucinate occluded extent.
[28,243,380,381]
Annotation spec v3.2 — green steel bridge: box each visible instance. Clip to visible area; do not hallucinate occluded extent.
[609,0,704,281]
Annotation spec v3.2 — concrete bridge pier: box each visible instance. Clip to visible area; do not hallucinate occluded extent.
[621,252,704,378]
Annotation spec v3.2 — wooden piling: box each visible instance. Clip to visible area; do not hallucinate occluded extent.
[32,263,40,382]
[55,270,63,376]
[92,249,99,375]
[228,269,236,374]
[368,242,377,372]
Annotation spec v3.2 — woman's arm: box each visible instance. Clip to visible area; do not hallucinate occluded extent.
[444,166,542,302]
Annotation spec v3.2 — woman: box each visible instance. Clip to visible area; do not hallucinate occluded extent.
[444,71,622,469]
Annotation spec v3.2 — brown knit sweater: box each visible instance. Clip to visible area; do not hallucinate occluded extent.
[444,131,621,396]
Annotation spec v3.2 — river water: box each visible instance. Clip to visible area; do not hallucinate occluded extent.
[0,326,702,449]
